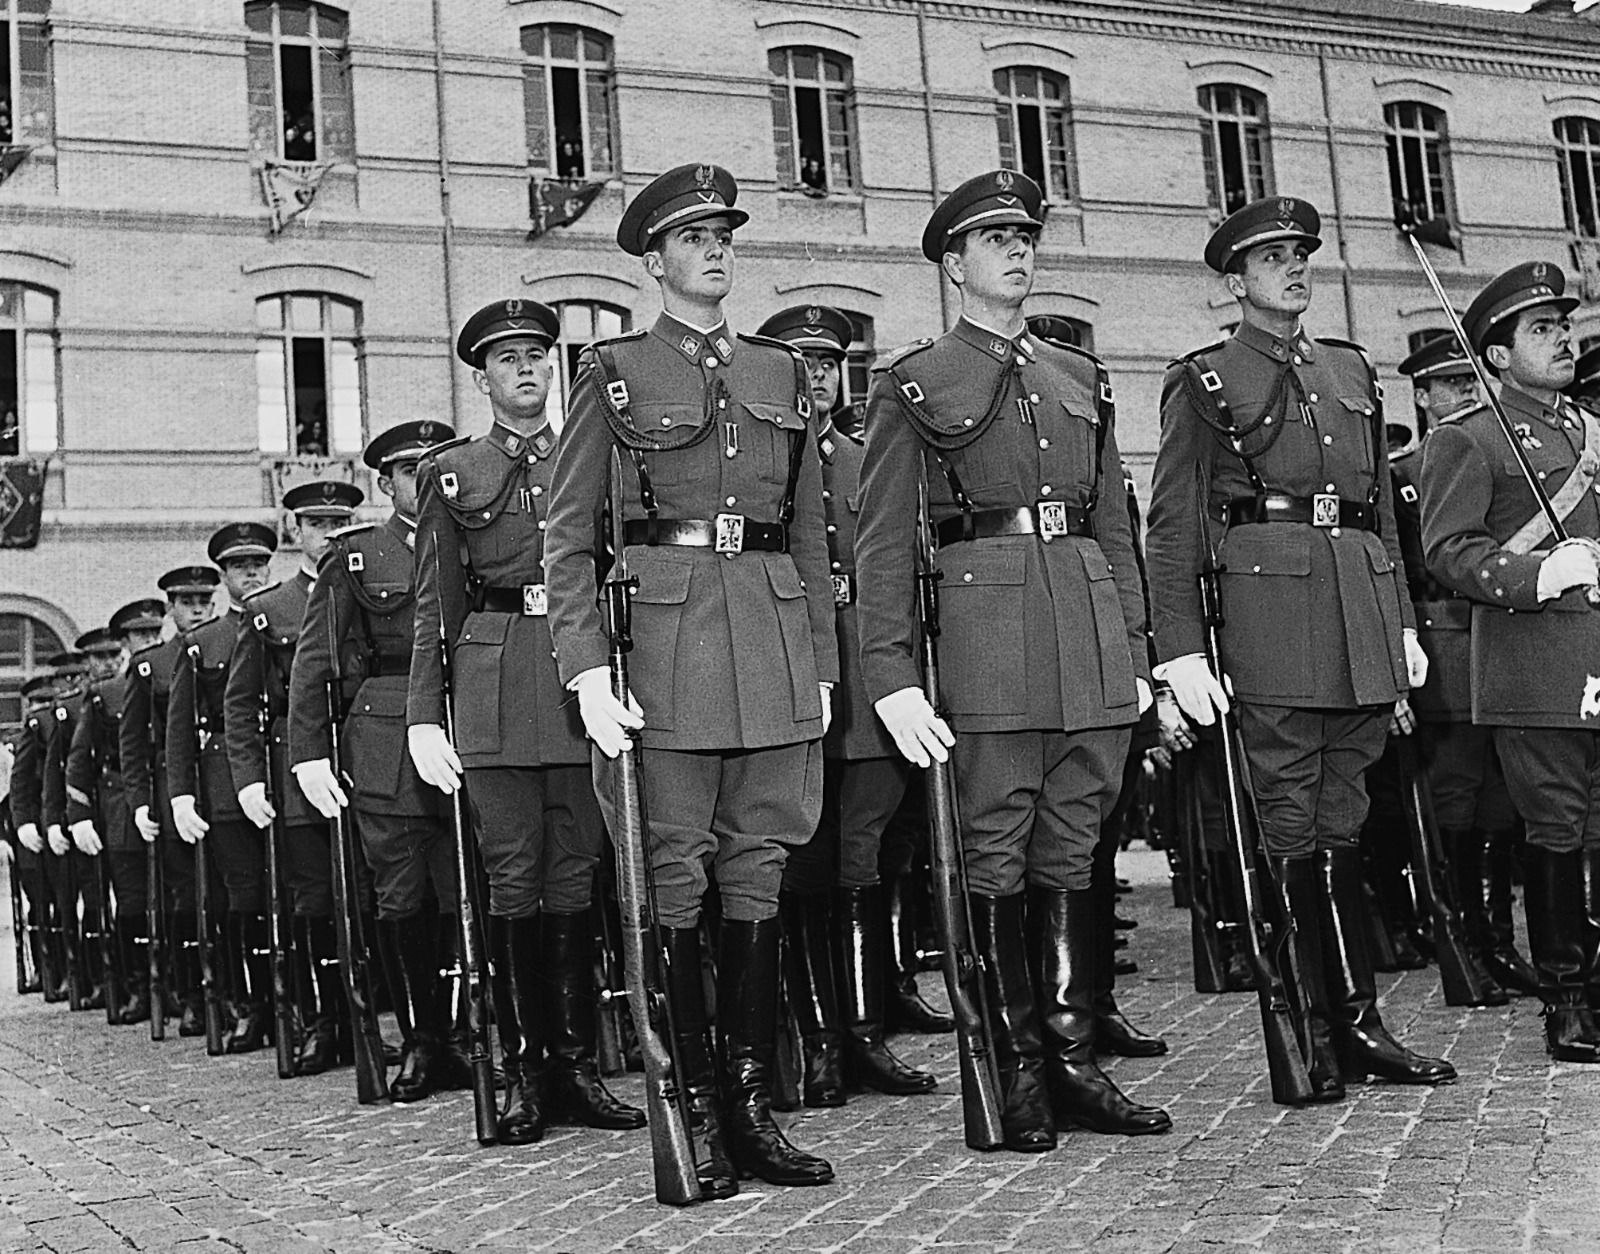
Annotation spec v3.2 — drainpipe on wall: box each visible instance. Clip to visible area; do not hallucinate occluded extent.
[916,3,951,329]
[431,0,462,428]
[1318,49,1358,340]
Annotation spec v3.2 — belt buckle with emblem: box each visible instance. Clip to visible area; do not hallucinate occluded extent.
[831,573,854,606]
[522,583,548,616]
[715,513,745,555]
[1311,493,1339,527]
[1037,500,1069,538]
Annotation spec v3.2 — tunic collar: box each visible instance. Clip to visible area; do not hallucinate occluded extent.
[386,511,417,551]
[954,316,1032,364]
[653,312,736,367]
[1499,381,1574,433]
[487,419,555,460]
[1232,318,1316,365]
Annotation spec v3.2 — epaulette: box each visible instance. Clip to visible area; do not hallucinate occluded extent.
[1038,337,1106,370]
[329,521,374,542]
[130,640,166,664]
[1314,336,1376,370]
[1437,402,1487,426]
[873,338,935,373]
[415,434,472,472]
[736,331,805,360]
[241,583,279,604]
[592,328,648,349]
[1175,340,1230,366]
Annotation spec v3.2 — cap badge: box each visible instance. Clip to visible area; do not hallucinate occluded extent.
[321,483,337,499]
[419,421,434,439]
[1279,199,1295,218]
[806,307,821,324]
[996,170,1015,191]
[695,164,716,190]
[1532,261,1548,283]
[505,298,523,317]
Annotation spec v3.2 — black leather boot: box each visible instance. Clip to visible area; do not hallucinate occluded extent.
[1442,828,1510,1006]
[1482,830,1540,996]
[663,925,736,1200]
[223,914,271,1051]
[378,913,438,1103]
[1091,849,1166,1058]
[115,916,150,1024]
[971,893,1056,1153]
[1582,848,1600,1023]
[836,886,936,1095]
[490,913,546,1144]
[1525,846,1600,1063]
[717,918,834,1186]
[1318,849,1455,1085]
[429,914,485,1092]
[885,874,953,1034]
[44,924,70,1003]
[779,891,845,1107]
[1210,850,1255,992]
[1028,888,1171,1136]
[1275,855,1345,1103]
[21,925,44,995]
[295,916,341,1075]
[543,909,645,1129]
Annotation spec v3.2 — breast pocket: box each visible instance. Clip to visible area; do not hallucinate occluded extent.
[741,401,804,485]
[627,554,693,731]
[632,404,707,487]
[937,548,1027,716]
[453,612,508,756]
[1217,531,1313,697]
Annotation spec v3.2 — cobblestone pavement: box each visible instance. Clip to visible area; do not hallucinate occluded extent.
[2,849,1598,1254]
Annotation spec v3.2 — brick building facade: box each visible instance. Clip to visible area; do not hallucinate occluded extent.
[2,0,1599,723]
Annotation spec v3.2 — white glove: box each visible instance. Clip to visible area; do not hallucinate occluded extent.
[237,781,276,830]
[134,804,160,843]
[408,723,464,794]
[0,841,11,867]
[1402,628,1428,689]
[1136,677,1153,716]
[573,667,645,760]
[292,758,348,820]
[1160,653,1230,727]
[46,824,69,856]
[1537,538,1600,602]
[874,686,955,768]
[15,821,42,854]
[171,794,209,844]
[820,684,833,737]
[70,820,102,856]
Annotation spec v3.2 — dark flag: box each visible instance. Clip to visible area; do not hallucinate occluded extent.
[0,458,46,548]
[0,145,30,187]
[528,178,605,240]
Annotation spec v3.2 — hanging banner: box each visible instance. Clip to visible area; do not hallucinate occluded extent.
[528,177,605,240]
[0,145,31,188]
[259,160,332,234]
[1572,238,1600,305]
[0,457,46,549]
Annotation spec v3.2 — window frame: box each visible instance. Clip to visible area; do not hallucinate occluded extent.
[0,281,58,458]
[520,24,618,181]
[768,46,860,197]
[1385,100,1454,228]
[993,66,1076,205]
[0,0,52,147]
[0,610,65,734]
[254,291,365,458]
[550,299,631,431]
[1197,83,1274,217]
[244,1,354,165]
[1556,116,1600,240]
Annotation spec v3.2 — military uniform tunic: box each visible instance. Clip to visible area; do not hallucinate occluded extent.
[224,572,336,916]
[42,692,99,939]
[544,313,839,926]
[65,676,144,913]
[1146,319,1413,854]
[121,638,197,911]
[1421,383,1600,851]
[292,513,455,920]
[167,608,266,913]
[854,318,1147,895]
[409,420,603,919]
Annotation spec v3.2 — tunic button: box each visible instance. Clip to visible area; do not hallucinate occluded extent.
[537,520,546,530]
[832,561,842,571]
[1538,471,1548,480]
[726,496,737,507]
[726,449,736,459]
[531,485,542,496]
[661,417,672,427]
[482,512,492,520]
[821,489,831,500]
[1253,565,1262,573]
[963,572,973,583]
[1030,393,1041,404]
[1331,527,1342,538]
[1264,416,1274,425]
[1325,483,1336,492]
[826,524,837,534]
[1293,355,1303,365]
[705,357,719,369]
[1309,392,1319,403]
[1041,485,1053,495]
[1039,438,1050,450]
[963,418,974,427]
[1322,435,1333,445]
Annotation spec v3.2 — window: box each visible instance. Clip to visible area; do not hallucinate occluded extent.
[842,313,875,409]
[0,1,51,145]
[552,300,630,430]
[245,2,354,164]
[0,283,56,457]
[1556,117,1600,240]
[521,25,616,180]
[769,47,858,196]
[255,294,363,456]
[1198,84,1273,217]
[994,68,1075,203]
[1386,102,1452,227]
[0,611,63,732]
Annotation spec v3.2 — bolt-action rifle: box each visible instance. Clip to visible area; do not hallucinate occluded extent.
[256,665,297,1080]
[146,679,167,1042]
[186,643,226,1056]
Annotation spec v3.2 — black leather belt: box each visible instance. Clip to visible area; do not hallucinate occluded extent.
[1224,493,1376,532]
[622,516,788,554]
[478,585,548,616]
[936,503,1094,547]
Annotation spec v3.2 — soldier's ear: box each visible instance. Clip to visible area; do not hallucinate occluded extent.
[940,250,964,287]
[1485,343,1511,373]
[472,368,491,397]
[642,250,664,281]
[377,471,396,498]
[1223,270,1248,301]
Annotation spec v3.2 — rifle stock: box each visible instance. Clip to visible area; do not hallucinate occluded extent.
[915,477,1005,1152]
[87,695,125,1025]
[435,550,498,1146]
[1394,734,1499,1005]
[147,696,166,1041]
[604,447,700,1206]
[9,869,29,994]
[186,644,226,1056]
[593,869,628,1078]
[326,614,388,1103]
[1196,493,1315,1107]
[1176,753,1231,994]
